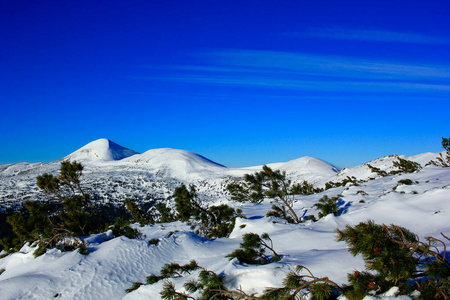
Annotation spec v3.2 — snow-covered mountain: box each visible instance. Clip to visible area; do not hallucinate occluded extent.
[63,138,139,162]
[0,139,343,206]
[0,138,443,212]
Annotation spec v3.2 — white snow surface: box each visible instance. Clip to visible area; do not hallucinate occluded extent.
[121,148,226,179]
[1,167,449,298]
[0,139,449,299]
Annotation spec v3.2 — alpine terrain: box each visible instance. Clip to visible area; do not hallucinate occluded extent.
[0,138,449,300]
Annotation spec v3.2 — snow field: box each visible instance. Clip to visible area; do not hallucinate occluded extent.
[0,139,449,299]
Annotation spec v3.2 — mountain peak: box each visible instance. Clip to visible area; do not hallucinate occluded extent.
[64,139,139,162]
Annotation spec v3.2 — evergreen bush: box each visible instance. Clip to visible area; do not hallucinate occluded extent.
[226,182,258,203]
[314,195,339,219]
[155,203,176,223]
[226,233,280,264]
[173,184,203,221]
[397,178,414,185]
[291,180,324,195]
[125,199,154,225]
[336,220,450,299]
[169,184,243,239]
[229,165,314,223]
[391,157,422,174]
[109,217,143,239]
[367,164,388,177]
[260,265,339,300]
[429,137,450,167]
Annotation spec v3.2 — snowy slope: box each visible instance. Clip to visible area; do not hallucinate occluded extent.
[0,139,448,299]
[0,164,449,299]
[276,156,339,182]
[121,148,226,179]
[328,152,441,185]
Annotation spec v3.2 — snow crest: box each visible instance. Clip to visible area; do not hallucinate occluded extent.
[63,139,139,162]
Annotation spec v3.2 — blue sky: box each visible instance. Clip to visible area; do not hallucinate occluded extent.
[1,0,449,168]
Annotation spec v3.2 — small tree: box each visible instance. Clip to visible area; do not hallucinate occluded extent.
[160,281,195,300]
[127,260,201,295]
[4,201,55,253]
[367,164,388,177]
[430,137,450,167]
[159,269,231,300]
[391,157,422,174]
[261,265,339,300]
[143,260,201,286]
[125,199,154,225]
[155,203,176,223]
[336,220,450,299]
[195,204,243,239]
[231,165,303,223]
[291,180,324,195]
[1,161,141,256]
[314,195,339,219]
[227,232,280,264]
[2,161,95,255]
[185,269,230,300]
[173,184,203,221]
[109,217,143,239]
[36,160,94,236]
[226,182,259,203]
[169,184,242,239]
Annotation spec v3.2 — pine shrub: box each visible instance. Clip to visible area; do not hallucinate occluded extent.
[155,203,176,223]
[142,260,201,286]
[169,184,243,239]
[314,195,339,219]
[429,137,450,167]
[125,199,154,225]
[109,218,143,239]
[260,265,339,300]
[397,178,414,185]
[173,184,203,221]
[336,220,450,299]
[226,182,258,203]
[291,180,324,195]
[229,165,306,223]
[392,158,422,174]
[367,164,388,177]
[125,282,144,293]
[226,232,280,264]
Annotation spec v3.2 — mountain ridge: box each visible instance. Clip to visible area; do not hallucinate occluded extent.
[0,138,443,207]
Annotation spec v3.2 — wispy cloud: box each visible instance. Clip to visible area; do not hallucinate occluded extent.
[143,49,450,94]
[202,50,450,80]
[294,27,450,44]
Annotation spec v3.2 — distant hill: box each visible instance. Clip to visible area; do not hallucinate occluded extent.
[0,139,441,207]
